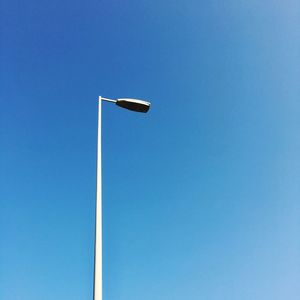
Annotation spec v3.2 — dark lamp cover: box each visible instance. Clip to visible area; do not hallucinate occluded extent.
[116,98,150,113]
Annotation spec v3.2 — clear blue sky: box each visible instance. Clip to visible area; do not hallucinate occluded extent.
[1,0,299,299]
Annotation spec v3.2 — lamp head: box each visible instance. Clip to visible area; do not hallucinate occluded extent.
[116,98,151,113]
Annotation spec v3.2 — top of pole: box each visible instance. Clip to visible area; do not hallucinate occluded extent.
[100,96,151,113]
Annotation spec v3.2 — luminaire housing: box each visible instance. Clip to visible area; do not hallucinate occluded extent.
[116,98,151,113]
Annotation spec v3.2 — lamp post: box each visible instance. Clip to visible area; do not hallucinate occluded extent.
[93,96,151,300]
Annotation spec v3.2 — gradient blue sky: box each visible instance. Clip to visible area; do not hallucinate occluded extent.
[1,1,299,299]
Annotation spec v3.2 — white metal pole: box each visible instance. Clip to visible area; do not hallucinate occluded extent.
[94,96,102,300]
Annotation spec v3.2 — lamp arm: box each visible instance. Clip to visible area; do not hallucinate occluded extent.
[100,97,117,103]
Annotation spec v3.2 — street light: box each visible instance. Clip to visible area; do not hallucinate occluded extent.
[93,96,151,300]
[101,97,151,113]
